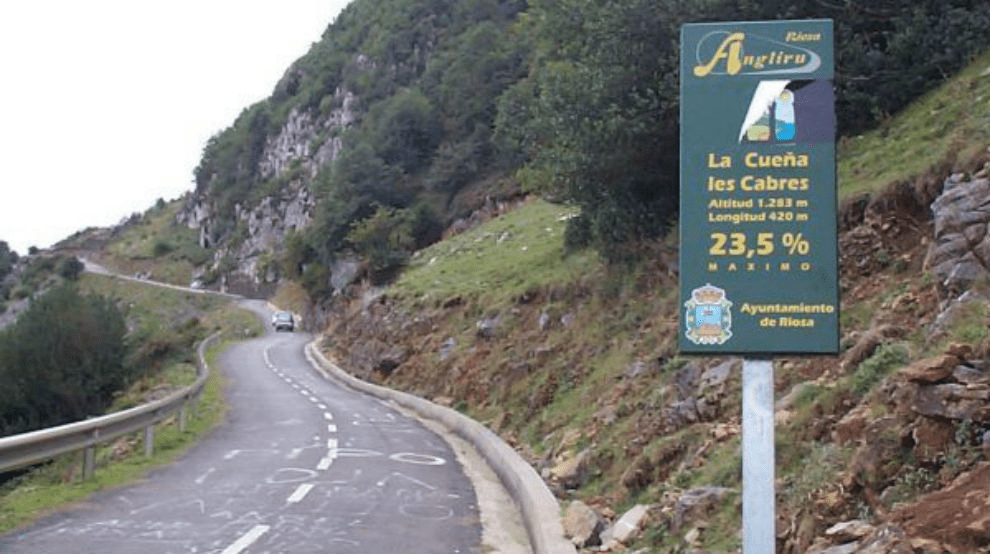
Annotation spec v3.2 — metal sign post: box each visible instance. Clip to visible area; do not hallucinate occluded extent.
[742,359,774,553]
[678,19,837,553]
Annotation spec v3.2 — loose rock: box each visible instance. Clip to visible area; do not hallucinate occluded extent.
[562,500,604,547]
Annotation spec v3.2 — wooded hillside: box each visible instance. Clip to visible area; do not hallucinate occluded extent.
[191,0,990,287]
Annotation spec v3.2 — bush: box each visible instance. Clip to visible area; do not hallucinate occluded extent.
[0,284,128,436]
[301,263,331,297]
[56,256,84,281]
[0,240,15,281]
[10,285,32,301]
[346,204,415,274]
[152,239,174,257]
[851,343,909,396]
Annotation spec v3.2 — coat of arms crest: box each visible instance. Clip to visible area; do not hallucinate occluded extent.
[684,284,733,345]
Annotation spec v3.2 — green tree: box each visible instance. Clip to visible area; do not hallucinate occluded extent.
[56,255,85,281]
[0,285,127,436]
[0,240,16,281]
[310,139,408,263]
[281,230,317,280]
[371,89,443,173]
[498,0,683,260]
[345,204,416,274]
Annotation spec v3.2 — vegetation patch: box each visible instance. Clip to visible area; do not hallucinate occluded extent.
[850,343,909,396]
[393,199,593,302]
[837,51,990,199]
[98,198,211,286]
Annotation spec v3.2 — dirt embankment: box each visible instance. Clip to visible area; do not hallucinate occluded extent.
[319,159,990,553]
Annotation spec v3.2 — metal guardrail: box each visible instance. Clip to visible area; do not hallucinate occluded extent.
[0,332,221,478]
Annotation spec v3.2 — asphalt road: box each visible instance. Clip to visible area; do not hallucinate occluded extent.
[0,300,485,553]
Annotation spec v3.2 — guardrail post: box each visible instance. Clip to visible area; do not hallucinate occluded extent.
[83,446,95,479]
[144,424,155,457]
[83,429,99,479]
[179,404,188,433]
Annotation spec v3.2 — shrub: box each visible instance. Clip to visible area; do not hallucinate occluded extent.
[0,284,127,436]
[152,239,174,257]
[851,343,909,395]
[56,256,84,281]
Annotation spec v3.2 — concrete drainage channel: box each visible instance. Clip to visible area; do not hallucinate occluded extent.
[304,342,576,554]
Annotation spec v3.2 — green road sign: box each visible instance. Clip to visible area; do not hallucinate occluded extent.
[679,19,838,354]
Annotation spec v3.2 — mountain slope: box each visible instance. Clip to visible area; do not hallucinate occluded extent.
[173,0,990,300]
[312,51,990,552]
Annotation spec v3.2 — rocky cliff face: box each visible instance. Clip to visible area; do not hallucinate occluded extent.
[176,87,360,296]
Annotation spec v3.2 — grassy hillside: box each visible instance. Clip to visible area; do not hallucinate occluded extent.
[59,197,213,288]
[393,200,592,301]
[838,51,990,198]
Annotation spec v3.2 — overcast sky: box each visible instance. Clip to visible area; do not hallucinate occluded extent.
[0,1,352,255]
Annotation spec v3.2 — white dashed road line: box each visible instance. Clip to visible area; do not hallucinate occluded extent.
[317,456,334,471]
[221,524,270,554]
[287,483,315,504]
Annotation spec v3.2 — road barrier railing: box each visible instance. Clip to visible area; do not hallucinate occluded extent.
[0,332,220,478]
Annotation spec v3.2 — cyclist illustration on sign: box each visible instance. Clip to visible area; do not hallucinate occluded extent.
[740,80,832,144]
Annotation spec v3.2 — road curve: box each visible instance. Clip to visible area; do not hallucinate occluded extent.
[0,300,484,553]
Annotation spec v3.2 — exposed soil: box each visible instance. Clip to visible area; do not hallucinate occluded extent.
[318,165,990,552]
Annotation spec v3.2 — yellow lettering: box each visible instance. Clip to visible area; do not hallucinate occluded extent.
[693,32,745,77]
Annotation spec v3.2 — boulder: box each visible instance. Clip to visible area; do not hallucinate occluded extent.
[842,325,902,371]
[438,337,457,361]
[538,311,551,331]
[926,174,990,299]
[927,290,989,345]
[672,487,734,532]
[600,504,650,546]
[848,417,902,489]
[912,383,990,421]
[908,538,947,554]
[549,448,592,489]
[945,342,974,359]
[899,355,958,383]
[699,359,735,392]
[890,463,990,552]
[625,360,649,379]
[810,524,912,554]
[562,500,604,547]
[855,524,912,554]
[806,542,859,554]
[620,453,654,491]
[953,365,990,385]
[911,417,955,462]
[833,403,871,446]
[476,313,500,338]
[660,359,741,434]
[824,520,875,543]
